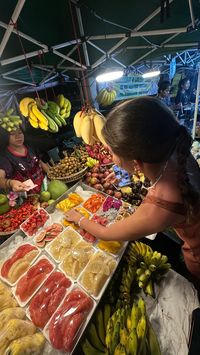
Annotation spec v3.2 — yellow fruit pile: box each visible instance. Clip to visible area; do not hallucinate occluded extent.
[19,94,71,132]
[73,107,106,146]
[96,88,117,107]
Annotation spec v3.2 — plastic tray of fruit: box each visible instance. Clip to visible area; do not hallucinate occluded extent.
[26,270,73,329]
[45,227,82,263]
[115,201,135,221]
[96,239,127,258]
[77,250,117,300]
[12,255,56,307]
[43,286,95,354]
[82,193,106,214]
[20,208,50,238]
[34,223,64,248]
[59,240,96,281]
[0,243,41,287]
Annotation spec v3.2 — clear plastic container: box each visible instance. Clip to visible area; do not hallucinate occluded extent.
[12,256,55,307]
[59,240,96,281]
[0,243,41,286]
[78,250,117,299]
[20,208,50,238]
[82,193,106,213]
[27,270,73,328]
[45,227,81,263]
[44,287,94,354]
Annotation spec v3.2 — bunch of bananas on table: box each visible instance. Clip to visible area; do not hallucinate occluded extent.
[96,88,117,107]
[105,298,161,355]
[123,241,171,298]
[81,304,111,354]
[0,108,22,132]
[73,107,106,145]
[19,95,71,132]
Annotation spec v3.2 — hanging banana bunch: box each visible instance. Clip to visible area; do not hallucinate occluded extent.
[96,88,117,107]
[19,94,72,133]
[0,108,23,132]
[73,106,107,146]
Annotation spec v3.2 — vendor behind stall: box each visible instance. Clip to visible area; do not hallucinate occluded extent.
[0,126,49,193]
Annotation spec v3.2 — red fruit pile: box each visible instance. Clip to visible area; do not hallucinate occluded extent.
[21,209,49,236]
[29,271,71,328]
[48,288,93,352]
[0,201,36,233]
[16,258,54,303]
[85,143,112,165]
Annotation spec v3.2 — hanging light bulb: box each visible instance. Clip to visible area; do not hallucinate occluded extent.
[96,70,123,83]
[142,70,160,78]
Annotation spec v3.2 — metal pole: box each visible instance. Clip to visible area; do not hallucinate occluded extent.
[0,20,48,50]
[0,0,26,58]
[75,6,90,67]
[90,27,186,40]
[188,0,196,29]
[2,75,36,86]
[91,0,174,69]
[192,66,200,139]
[53,49,87,69]
[1,49,48,66]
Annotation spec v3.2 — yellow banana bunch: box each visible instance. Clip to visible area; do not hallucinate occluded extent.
[56,94,71,118]
[73,107,107,146]
[96,88,117,107]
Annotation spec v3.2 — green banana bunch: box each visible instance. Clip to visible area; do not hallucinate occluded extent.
[114,343,128,355]
[118,266,136,305]
[81,338,106,355]
[87,322,106,352]
[56,94,71,118]
[0,108,22,132]
[41,110,59,133]
[94,308,106,345]
[47,101,60,115]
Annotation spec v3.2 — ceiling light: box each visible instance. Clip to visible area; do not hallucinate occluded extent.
[142,70,160,78]
[96,70,123,83]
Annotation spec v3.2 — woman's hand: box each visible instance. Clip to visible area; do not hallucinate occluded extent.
[10,180,25,192]
[104,171,118,184]
[65,209,83,224]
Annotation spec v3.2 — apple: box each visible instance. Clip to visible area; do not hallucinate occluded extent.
[103,182,111,190]
[91,173,99,178]
[86,172,92,177]
[93,184,104,191]
[90,177,98,185]
[106,189,114,196]
[114,191,122,199]
[40,191,51,202]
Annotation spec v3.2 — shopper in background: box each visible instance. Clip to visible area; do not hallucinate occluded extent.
[65,97,200,289]
[175,78,191,110]
[157,80,171,107]
[0,126,49,193]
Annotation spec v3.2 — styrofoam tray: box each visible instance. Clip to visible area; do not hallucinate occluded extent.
[45,227,81,263]
[20,208,51,238]
[0,243,41,287]
[77,250,117,300]
[12,255,56,307]
[43,286,96,355]
[26,269,74,328]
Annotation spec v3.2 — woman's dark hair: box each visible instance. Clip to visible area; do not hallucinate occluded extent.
[158,80,170,93]
[178,77,190,89]
[0,127,10,152]
[102,96,198,219]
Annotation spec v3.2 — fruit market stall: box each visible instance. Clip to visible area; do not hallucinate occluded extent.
[0,182,199,355]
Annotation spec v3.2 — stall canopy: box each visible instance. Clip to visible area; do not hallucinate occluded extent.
[0,0,200,86]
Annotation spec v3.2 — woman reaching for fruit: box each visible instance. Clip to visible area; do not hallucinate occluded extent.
[65,97,200,288]
[0,126,49,193]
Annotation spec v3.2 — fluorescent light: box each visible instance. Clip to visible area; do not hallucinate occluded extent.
[142,70,160,78]
[96,70,123,83]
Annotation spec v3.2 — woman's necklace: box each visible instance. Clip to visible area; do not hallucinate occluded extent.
[148,161,168,190]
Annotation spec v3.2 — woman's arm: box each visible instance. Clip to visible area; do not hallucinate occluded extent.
[40,160,50,173]
[65,202,184,241]
[0,169,25,192]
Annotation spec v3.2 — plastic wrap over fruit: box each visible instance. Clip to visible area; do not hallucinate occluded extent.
[29,271,72,328]
[102,196,122,212]
[79,251,116,297]
[47,288,93,352]
[15,258,54,303]
[47,228,81,261]
[1,244,39,284]
[0,281,18,312]
[60,240,95,279]
[4,332,45,355]
[83,193,105,213]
